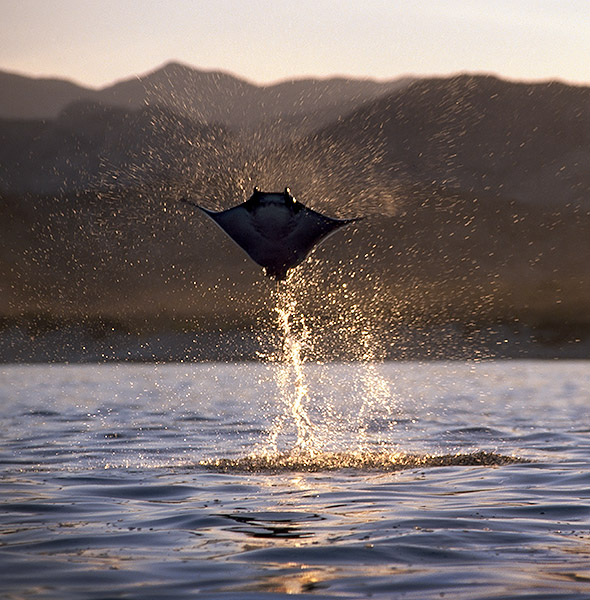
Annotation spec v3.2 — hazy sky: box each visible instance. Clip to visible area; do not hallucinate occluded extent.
[2,0,590,87]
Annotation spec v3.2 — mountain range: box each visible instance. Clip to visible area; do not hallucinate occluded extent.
[0,61,412,128]
[1,63,589,360]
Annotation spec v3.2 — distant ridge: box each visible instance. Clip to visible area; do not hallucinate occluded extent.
[1,72,589,206]
[0,70,94,120]
[0,62,413,128]
[279,73,590,211]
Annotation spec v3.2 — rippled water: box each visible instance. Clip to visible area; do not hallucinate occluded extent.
[1,361,590,599]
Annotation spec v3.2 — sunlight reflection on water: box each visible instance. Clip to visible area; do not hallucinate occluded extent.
[1,361,590,599]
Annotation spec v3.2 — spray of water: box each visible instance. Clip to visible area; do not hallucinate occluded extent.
[267,289,316,453]
[238,262,404,470]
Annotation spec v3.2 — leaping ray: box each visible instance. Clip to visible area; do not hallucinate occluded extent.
[180,187,361,280]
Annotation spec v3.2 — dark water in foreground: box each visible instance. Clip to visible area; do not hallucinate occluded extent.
[1,361,589,599]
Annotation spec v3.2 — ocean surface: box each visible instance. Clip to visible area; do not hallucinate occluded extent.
[1,360,590,599]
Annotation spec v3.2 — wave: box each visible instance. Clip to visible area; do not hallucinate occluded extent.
[200,450,526,473]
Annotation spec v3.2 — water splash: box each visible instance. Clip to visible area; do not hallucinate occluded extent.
[251,269,400,463]
[262,285,318,454]
[225,268,524,474]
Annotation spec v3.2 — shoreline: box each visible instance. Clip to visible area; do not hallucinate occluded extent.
[2,322,588,363]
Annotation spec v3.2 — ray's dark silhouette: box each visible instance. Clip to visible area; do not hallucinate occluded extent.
[181,187,360,280]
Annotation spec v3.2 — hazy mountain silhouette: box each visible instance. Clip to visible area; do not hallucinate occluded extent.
[274,74,590,212]
[0,100,238,195]
[0,71,93,120]
[1,68,589,360]
[0,62,412,130]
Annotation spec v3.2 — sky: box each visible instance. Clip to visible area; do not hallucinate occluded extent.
[2,0,590,88]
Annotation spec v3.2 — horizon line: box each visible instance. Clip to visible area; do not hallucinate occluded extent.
[2,60,589,91]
